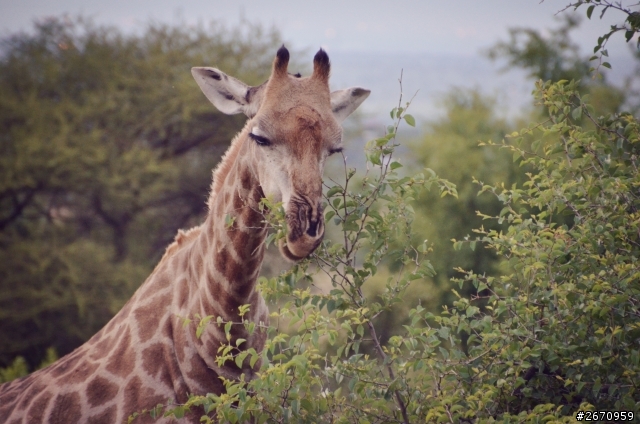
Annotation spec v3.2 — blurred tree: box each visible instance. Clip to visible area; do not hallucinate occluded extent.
[0,16,291,369]
[408,90,517,299]
[486,15,629,113]
[409,14,637,304]
[486,15,589,83]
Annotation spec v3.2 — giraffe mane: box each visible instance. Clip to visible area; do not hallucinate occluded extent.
[159,225,201,263]
[207,120,251,211]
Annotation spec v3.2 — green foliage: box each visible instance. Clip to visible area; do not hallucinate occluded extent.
[0,16,288,369]
[149,78,639,424]
[153,40,639,424]
[0,357,28,385]
[0,347,57,384]
[449,79,640,418]
[143,96,453,424]
[409,90,518,299]
[561,0,640,70]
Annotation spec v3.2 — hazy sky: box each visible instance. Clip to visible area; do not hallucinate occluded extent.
[1,1,636,121]
[0,0,633,57]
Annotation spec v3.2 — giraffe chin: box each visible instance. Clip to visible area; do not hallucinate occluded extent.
[278,233,323,261]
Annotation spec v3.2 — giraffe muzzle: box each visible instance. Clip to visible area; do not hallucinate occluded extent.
[279,198,324,261]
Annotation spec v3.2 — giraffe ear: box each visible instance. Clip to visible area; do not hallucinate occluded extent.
[191,67,264,118]
[330,87,371,123]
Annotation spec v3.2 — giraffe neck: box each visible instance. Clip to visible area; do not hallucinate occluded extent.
[199,130,267,313]
[184,128,269,379]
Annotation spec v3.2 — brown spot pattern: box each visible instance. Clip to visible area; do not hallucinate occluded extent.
[106,328,135,377]
[185,355,225,394]
[141,343,169,381]
[214,246,244,287]
[233,192,244,212]
[17,381,45,410]
[228,229,250,256]
[25,390,53,423]
[240,170,252,190]
[49,350,82,379]
[89,333,114,360]
[49,392,81,423]
[134,293,171,343]
[154,274,171,290]
[161,316,173,339]
[123,376,165,420]
[66,360,100,385]
[86,376,118,407]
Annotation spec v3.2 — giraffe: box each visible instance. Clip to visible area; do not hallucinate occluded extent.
[0,46,369,423]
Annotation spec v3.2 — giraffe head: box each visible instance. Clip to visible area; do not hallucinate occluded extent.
[192,46,369,260]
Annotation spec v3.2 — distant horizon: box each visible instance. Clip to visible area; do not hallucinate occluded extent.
[1,1,636,123]
[2,1,634,56]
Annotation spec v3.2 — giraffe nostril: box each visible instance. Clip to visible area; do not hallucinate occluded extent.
[307,219,319,237]
[305,201,323,238]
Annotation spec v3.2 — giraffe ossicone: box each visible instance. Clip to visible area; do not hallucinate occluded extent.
[0,46,369,423]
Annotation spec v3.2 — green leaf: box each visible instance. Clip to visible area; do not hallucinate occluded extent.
[249,350,260,368]
[173,406,185,419]
[235,352,248,368]
[571,107,582,120]
[626,30,635,42]
[368,152,381,166]
[602,62,611,69]
[404,114,416,127]
[326,186,342,198]
[374,137,389,147]
[324,210,335,222]
[196,315,213,339]
[587,5,595,19]
[300,398,313,412]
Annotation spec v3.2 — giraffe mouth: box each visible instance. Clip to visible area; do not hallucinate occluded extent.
[279,197,324,261]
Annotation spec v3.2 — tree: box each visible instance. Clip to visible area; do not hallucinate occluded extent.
[486,13,632,114]
[408,90,518,301]
[0,16,290,369]
[404,8,638,308]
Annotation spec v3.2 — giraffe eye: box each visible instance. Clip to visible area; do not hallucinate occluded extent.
[249,133,271,147]
[329,147,343,156]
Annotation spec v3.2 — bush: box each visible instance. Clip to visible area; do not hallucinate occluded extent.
[138,75,640,423]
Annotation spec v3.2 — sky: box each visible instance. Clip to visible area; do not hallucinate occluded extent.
[0,0,632,55]
[0,0,637,120]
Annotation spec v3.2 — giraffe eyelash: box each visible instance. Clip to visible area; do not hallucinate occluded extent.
[249,132,271,147]
[329,147,343,156]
